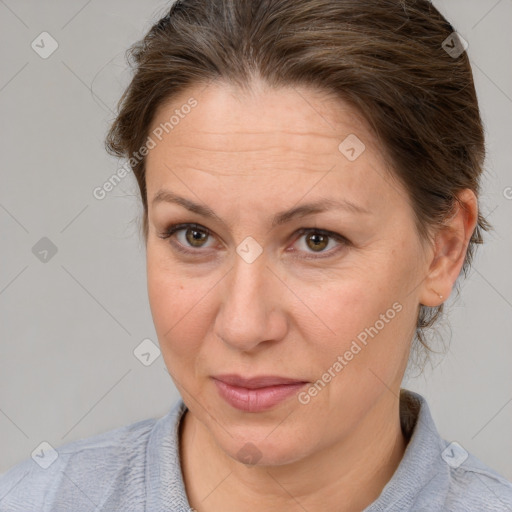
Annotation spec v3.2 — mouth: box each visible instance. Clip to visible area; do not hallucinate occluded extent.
[211,374,309,412]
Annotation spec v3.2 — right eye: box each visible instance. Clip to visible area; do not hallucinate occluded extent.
[158,223,216,255]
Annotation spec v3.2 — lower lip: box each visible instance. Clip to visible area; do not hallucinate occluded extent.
[213,379,307,412]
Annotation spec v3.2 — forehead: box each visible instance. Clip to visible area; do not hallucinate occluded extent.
[148,80,377,154]
[145,80,403,216]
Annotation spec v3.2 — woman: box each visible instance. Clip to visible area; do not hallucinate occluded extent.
[1,0,511,510]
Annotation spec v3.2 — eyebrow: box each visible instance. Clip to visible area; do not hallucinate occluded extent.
[151,189,372,227]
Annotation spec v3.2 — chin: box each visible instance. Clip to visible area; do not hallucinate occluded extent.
[213,425,313,468]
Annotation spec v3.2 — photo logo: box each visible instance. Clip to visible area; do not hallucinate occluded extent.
[338,134,366,161]
[442,32,468,59]
[236,236,263,264]
[133,338,161,366]
[441,441,468,468]
[32,237,58,263]
[31,441,59,469]
[236,442,263,467]
[31,32,59,59]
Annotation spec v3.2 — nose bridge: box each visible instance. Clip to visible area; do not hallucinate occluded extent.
[215,244,284,350]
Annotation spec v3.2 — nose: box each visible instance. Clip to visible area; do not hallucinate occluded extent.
[214,248,288,353]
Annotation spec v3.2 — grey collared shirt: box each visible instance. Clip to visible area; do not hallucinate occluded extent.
[1,390,511,511]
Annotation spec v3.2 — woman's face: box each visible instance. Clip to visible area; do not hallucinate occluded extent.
[145,80,431,466]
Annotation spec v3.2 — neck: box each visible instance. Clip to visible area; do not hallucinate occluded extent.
[180,392,407,512]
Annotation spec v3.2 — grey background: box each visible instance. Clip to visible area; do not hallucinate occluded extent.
[0,0,511,480]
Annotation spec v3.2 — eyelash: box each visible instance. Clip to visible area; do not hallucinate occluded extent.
[158,223,350,260]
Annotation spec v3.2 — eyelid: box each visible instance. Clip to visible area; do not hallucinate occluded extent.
[158,222,349,258]
[158,223,218,255]
[289,227,349,259]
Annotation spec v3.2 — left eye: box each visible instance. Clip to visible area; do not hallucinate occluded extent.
[158,223,349,258]
[291,227,348,258]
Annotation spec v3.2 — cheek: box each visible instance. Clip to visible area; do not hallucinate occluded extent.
[146,250,206,363]
[301,258,414,380]
[305,267,398,338]
[298,280,412,424]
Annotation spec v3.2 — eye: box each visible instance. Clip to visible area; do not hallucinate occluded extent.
[290,227,350,259]
[158,223,350,259]
[158,223,215,255]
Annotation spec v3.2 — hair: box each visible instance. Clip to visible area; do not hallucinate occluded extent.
[105,0,492,366]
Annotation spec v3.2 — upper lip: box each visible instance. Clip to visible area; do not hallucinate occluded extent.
[212,374,308,389]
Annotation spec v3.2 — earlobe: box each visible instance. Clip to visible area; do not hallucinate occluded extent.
[418,189,478,307]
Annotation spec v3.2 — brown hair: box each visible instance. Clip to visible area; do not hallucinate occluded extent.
[105,0,492,361]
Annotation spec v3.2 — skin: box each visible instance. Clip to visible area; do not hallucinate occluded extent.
[144,78,478,512]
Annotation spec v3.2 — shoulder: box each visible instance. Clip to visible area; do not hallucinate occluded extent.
[0,416,158,512]
[393,390,512,512]
[443,447,512,511]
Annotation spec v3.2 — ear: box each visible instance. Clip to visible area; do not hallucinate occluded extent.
[418,189,479,307]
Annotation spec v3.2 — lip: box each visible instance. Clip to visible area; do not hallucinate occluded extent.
[212,374,308,412]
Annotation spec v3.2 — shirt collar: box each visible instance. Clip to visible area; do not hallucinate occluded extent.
[145,390,449,511]
[145,398,190,512]
[364,390,450,511]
